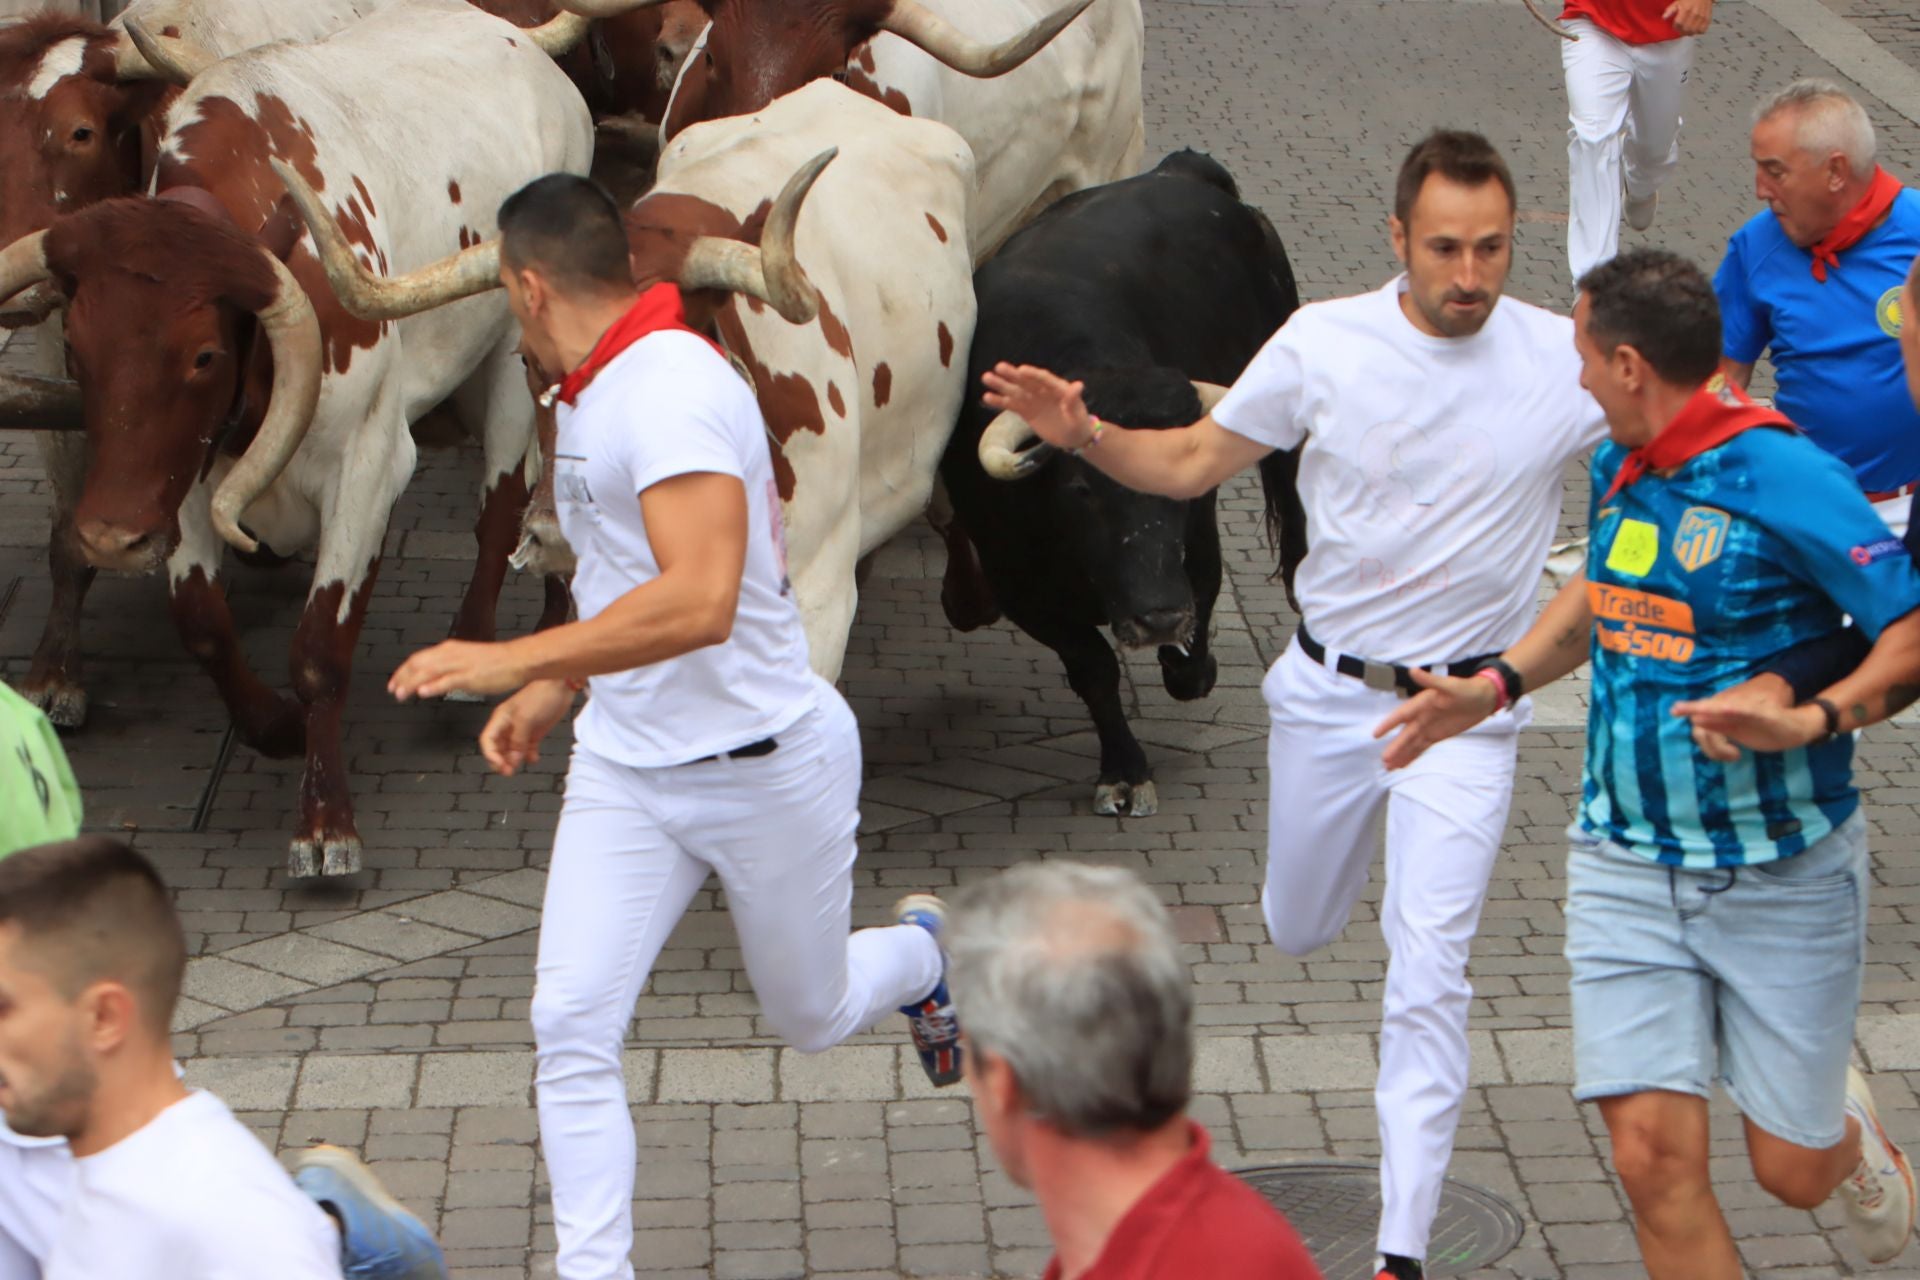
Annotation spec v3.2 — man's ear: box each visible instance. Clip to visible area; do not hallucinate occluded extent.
[1388,214,1408,267]
[1612,342,1649,394]
[977,1049,1024,1118]
[78,980,142,1056]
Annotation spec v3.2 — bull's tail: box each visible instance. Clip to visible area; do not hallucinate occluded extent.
[1257,446,1307,610]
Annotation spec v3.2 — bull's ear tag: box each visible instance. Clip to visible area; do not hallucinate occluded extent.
[1604,518,1659,578]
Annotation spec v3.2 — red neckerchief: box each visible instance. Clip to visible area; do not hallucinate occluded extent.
[1808,167,1905,282]
[1600,374,1795,503]
[556,282,724,406]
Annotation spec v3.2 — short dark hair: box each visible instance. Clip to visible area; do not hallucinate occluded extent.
[0,837,184,1035]
[1393,129,1517,226]
[1578,248,1722,387]
[498,174,633,294]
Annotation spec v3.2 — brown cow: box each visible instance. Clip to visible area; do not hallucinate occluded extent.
[0,0,594,875]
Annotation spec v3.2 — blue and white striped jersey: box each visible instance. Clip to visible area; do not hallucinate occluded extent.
[1581,424,1920,866]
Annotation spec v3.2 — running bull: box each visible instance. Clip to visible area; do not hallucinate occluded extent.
[290,78,979,680]
[947,150,1304,816]
[0,0,593,875]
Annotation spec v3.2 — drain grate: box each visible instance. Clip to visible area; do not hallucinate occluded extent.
[1234,1161,1526,1279]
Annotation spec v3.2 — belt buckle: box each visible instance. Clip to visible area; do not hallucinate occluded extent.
[1362,662,1399,694]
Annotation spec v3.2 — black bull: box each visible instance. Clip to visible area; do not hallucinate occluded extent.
[939,149,1305,817]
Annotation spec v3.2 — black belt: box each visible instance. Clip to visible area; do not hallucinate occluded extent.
[1295,625,1493,695]
[685,737,778,765]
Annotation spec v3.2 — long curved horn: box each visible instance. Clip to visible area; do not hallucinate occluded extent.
[879,0,1093,77]
[552,0,673,16]
[0,372,83,432]
[978,410,1046,481]
[679,148,834,325]
[271,159,502,322]
[0,283,64,330]
[526,10,593,56]
[979,380,1232,482]
[210,252,323,552]
[0,231,52,311]
[119,17,215,84]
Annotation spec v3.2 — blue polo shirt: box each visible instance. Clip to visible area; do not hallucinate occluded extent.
[1714,189,1920,493]
[1582,425,1920,867]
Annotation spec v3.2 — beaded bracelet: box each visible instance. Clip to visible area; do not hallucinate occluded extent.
[1070,416,1105,456]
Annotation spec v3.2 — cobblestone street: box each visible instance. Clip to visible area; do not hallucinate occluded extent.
[8,1,1920,1275]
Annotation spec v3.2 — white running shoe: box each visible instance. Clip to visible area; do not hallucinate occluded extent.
[1836,1065,1917,1263]
[1625,188,1658,232]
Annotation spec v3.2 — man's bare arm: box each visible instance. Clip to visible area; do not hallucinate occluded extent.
[516,471,750,679]
[980,363,1272,499]
[1677,608,1920,750]
[1374,571,1594,769]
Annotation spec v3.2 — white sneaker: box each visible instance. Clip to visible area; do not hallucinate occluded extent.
[1836,1066,1917,1263]
[1625,188,1658,232]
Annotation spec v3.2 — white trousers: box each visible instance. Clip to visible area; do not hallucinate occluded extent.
[0,1123,70,1280]
[1874,492,1912,540]
[532,685,942,1280]
[1563,19,1693,284]
[1261,642,1521,1259]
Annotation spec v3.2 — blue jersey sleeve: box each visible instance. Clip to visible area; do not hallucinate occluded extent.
[1714,232,1771,366]
[1760,436,1920,638]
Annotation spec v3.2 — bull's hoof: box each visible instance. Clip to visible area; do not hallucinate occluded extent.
[1160,649,1218,702]
[1094,780,1158,818]
[287,834,362,879]
[19,678,87,729]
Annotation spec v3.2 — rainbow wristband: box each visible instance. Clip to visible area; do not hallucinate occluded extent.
[1070,417,1105,456]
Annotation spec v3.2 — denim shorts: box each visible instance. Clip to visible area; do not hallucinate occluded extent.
[1564,808,1868,1149]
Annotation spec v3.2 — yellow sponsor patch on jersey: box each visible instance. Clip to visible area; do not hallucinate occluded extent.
[1879,284,1906,338]
[1605,518,1659,577]
[1672,506,1730,573]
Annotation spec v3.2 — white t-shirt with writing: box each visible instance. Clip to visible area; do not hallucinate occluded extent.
[1212,276,1607,667]
[554,330,819,767]
[44,1089,340,1280]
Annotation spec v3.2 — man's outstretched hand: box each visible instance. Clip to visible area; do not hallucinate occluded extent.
[1373,668,1501,770]
[980,363,1095,450]
[1672,674,1821,760]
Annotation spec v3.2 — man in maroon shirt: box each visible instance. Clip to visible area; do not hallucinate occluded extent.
[944,862,1322,1280]
[1560,0,1714,287]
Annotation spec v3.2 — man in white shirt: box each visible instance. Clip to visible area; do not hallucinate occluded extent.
[385,174,962,1280]
[983,130,1607,1280]
[0,836,446,1280]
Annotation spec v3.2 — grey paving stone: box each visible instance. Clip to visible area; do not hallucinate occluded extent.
[183,1055,299,1112]
[416,1050,535,1108]
[307,911,483,962]
[294,1053,418,1109]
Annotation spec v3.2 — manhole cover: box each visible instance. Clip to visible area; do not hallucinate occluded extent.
[1234,1161,1525,1280]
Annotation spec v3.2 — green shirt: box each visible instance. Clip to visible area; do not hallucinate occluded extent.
[1,683,81,855]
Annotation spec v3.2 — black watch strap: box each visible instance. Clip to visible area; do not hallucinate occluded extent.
[1811,696,1843,743]
[1475,656,1524,705]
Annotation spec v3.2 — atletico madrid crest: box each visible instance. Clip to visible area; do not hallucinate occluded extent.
[1672,506,1730,573]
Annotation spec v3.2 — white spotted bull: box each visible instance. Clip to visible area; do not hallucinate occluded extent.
[0,0,595,728]
[0,0,592,875]
[287,78,978,679]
